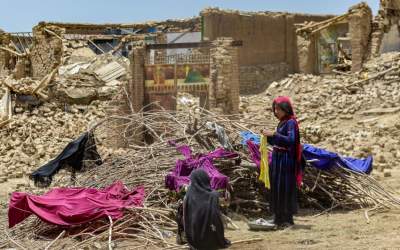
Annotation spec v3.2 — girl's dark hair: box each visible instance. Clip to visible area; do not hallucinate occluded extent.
[272,101,294,117]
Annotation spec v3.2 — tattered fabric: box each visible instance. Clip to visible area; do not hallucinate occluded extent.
[8,181,145,228]
[165,142,238,191]
[30,132,102,187]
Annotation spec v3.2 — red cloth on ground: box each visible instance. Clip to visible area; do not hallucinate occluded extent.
[8,181,145,228]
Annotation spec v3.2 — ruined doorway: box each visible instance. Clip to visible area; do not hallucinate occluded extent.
[316,23,349,74]
[144,45,210,111]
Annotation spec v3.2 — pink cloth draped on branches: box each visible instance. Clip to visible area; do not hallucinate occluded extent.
[8,181,145,228]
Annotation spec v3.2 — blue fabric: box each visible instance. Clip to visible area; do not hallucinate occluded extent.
[302,144,373,174]
[240,132,373,174]
[240,131,260,146]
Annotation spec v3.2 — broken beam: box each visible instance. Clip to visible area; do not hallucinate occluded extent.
[0,46,24,57]
[43,28,63,41]
[146,40,242,50]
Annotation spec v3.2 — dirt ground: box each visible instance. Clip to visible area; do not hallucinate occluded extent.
[1,170,399,250]
[224,167,400,250]
[112,168,400,250]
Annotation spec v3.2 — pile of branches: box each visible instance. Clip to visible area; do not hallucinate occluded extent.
[301,164,400,211]
[3,106,400,249]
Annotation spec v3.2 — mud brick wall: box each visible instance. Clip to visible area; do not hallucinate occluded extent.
[296,35,317,75]
[111,45,146,146]
[209,37,240,114]
[41,18,201,35]
[370,0,400,57]
[239,63,288,94]
[349,3,373,72]
[0,33,12,76]
[128,45,145,113]
[30,26,64,78]
[202,9,332,94]
[14,56,31,79]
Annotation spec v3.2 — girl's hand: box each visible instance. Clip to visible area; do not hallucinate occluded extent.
[261,129,275,137]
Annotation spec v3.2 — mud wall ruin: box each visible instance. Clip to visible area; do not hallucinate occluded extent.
[0,32,12,76]
[201,9,333,94]
[371,0,400,56]
[0,32,31,79]
[40,18,201,35]
[349,3,372,72]
[209,38,240,114]
[30,25,64,78]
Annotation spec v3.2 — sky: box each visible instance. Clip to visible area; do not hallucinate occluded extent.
[1,0,380,32]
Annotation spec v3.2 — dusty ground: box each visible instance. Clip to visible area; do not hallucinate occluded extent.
[224,167,400,250]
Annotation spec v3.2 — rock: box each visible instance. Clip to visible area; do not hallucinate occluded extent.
[97,86,117,100]
[64,87,97,105]
[383,169,392,177]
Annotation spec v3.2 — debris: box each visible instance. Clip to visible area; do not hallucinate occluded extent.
[94,61,126,83]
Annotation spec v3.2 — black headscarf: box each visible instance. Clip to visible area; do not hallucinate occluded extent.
[183,169,229,250]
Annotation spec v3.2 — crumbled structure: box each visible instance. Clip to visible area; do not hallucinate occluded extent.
[209,38,240,114]
[30,25,64,78]
[201,8,333,93]
[370,0,400,56]
[0,32,12,76]
[295,1,400,74]
[0,32,31,79]
[349,3,373,72]
[127,38,241,117]
[296,3,373,74]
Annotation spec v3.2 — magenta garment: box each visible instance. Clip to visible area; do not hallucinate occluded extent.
[8,181,145,228]
[246,140,272,168]
[165,142,238,191]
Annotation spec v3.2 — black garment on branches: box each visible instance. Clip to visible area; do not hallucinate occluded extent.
[30,132,102,187]
[183,169,230,250]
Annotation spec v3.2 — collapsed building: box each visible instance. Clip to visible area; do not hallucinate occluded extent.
[1,1,399,99]
[0,0,400,194]
[1,2,400,249]
[297,1,400,74]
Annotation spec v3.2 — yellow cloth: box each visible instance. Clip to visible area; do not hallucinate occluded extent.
[259,135,270,189]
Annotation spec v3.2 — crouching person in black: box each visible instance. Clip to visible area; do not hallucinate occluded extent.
[176,169,231,250]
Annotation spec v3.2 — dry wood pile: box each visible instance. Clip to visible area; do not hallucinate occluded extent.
[3,106,400,249]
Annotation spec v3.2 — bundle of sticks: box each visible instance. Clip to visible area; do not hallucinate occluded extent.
[3,106,400,249]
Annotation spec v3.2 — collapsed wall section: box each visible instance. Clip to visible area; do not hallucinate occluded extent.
[39,18,201,35]
[371,0,400,56]
[0,32,31,79]
[0,32,12,76]
[30,25,64,78]
[209,38,240,114]
[202,8,332,94]
[349,3,372,72]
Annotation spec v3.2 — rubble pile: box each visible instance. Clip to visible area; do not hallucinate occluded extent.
[0,47,129,196]
[3,77,40,94]
[241,52,400,178]
[51,53,128,104]
[0,101,110,190]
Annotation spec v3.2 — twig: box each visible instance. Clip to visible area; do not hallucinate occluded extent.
[44,230,65,250]
[108,215,113,250]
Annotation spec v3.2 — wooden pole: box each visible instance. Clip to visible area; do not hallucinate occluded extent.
[43,28,63,41]
[0,46,24,57]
